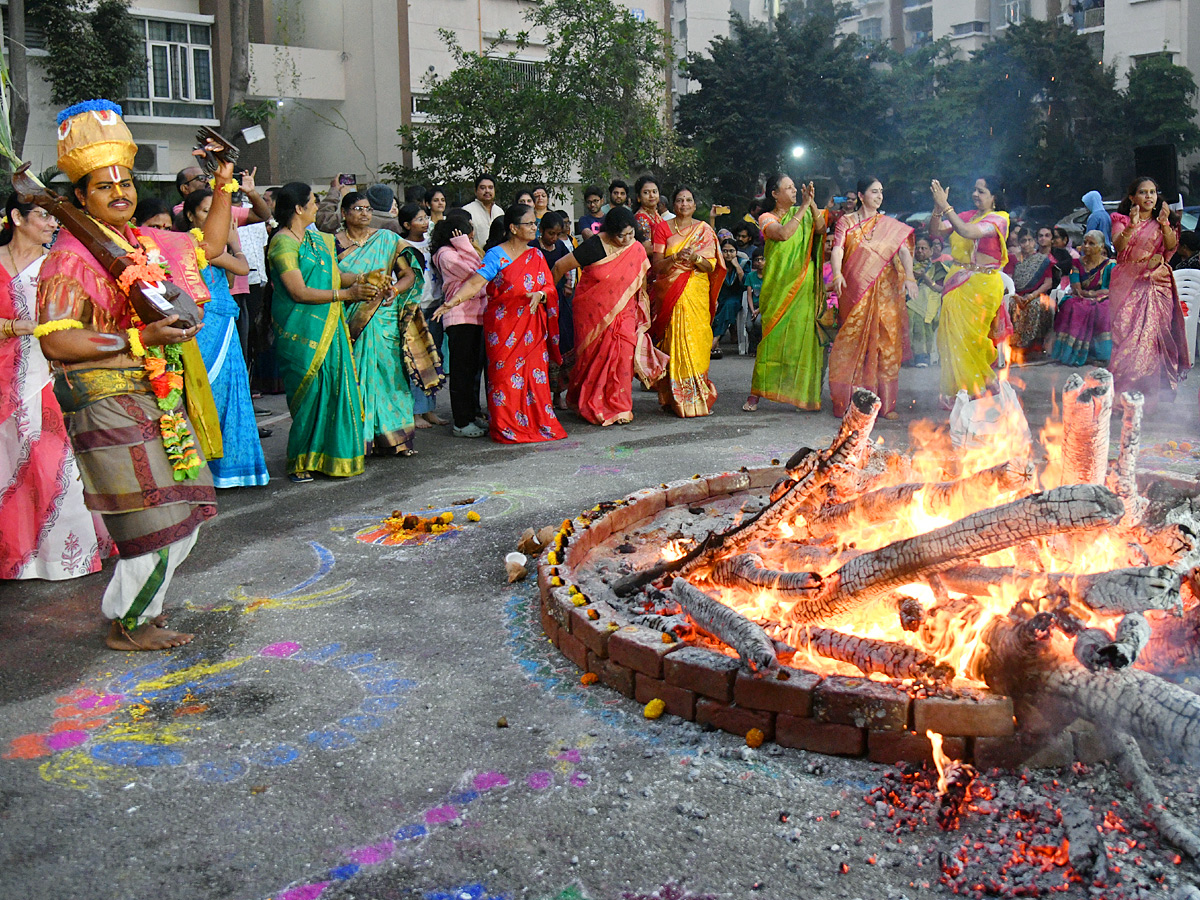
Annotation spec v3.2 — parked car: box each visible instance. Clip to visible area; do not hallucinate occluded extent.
[1056,201,1121,240]
[1179,207,1199,233]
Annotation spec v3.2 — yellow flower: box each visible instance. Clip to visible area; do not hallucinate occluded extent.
[571,595,587,607]
[643,699,665,719]
[547,551,558,565]
[467,511,481,522]
[746,728,765,749]
[550,576,563,587]
[440,512,454,523]
[661,632,675,644]
[606,623,619,631]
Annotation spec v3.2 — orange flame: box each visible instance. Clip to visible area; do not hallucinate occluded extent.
[927,729,950,794]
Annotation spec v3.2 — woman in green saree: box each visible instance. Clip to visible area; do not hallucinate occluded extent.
[334,192,421,455]
[744,174,826,412]
[268,182,378,483]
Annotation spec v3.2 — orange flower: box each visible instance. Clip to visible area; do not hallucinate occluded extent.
[580,672,598,686]
[142,355,167,379]
[745,728,765,748]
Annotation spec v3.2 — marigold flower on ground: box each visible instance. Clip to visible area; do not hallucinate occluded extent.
[643,699,665,720]
[571,595,587,607]
[745,728,765,748]
[580,672,598,686]
[467,510,481,522]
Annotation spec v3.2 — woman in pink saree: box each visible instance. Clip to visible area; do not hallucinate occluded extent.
[828,178,915,419]
[1109,176,1188,407]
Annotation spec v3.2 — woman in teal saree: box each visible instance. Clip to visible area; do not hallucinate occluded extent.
[335,192,422,455]
[267,183,378,482]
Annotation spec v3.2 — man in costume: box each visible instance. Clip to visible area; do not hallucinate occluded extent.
[35,100,236,651]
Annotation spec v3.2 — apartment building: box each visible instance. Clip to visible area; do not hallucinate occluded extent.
[839,0,1199,88]
[4,0,774,187]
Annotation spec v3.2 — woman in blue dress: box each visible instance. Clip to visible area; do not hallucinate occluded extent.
[181,189,270,487]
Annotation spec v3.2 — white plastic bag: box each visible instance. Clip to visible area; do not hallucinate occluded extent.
[949,381,1031,450]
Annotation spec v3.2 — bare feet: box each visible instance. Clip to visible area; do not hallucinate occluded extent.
[413,416,433,429]
[106,620,194,651]
[421,411,448,426]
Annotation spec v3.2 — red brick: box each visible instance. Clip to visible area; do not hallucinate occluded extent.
[695,698,775,742]
[663,646,742,702]
[734,667,820,717]
[587,652,634,698]
[608,625,681,678]
[747,466,785,489]
[814,675,910,732]
[665,477,710,507]
[776,715,865,756]
[546,587,575,631]
[568,603,619,658]
[705,471,750,497]
[867,730,967,766]
[913,693,1014,737]
[974,732,1074,771]
[539,598,559,644]
[555,628,589,670]
[607,488,667,535]
[635,673,697,721]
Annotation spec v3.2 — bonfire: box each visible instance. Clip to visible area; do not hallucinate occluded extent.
[601,369,1200,868]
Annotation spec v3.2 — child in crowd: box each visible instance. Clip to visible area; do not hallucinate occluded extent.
[909,235,949,368]
[743,250,764,355]
[710,239,745,359]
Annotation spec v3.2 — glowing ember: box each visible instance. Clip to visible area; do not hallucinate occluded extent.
[661,539,690,562]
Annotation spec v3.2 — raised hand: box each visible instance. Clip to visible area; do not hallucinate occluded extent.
[241,167,258,194]
[1158,203,1172,228]
[930,180,949,212]
[800,181,815,207]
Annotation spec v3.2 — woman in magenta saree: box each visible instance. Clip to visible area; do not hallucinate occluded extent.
[1109,177,1188,405]
[1049,230,1113,367]
[552,207,656,426]
[827,178,914,418]
[440,205,566,443]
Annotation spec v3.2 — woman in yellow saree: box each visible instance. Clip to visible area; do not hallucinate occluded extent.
[929,176,1011,408]
[828,177,915,419]
[649,186,725,417]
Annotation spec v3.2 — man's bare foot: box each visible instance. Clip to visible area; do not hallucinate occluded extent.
[421,412,448,426]
[106,620,194,651]
[151,614,169,628]
[413,416,433,429]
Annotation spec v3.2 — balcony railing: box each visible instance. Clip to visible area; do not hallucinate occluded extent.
[1084,7,1104,27]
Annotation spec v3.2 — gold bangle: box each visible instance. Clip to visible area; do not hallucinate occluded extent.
[333,288,340,302]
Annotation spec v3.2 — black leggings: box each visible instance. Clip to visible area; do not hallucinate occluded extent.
[446,323,485,428]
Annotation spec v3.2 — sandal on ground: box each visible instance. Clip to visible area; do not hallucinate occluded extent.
[741,396,758,412]
[453,422,487,438]
[288,472,314,484]
[399,448,418,457]
[710,348,723,360]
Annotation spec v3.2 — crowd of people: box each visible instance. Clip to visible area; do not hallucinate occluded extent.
[2,97,1196,652]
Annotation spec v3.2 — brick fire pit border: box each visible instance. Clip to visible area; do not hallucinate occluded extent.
[535,466,1097,771]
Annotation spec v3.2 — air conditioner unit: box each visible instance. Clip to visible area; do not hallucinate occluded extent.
[133,141,170,174]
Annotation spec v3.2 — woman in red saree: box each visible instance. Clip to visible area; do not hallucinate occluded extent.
[649,186,726,417]
[1109,176,1188,407]
[828,178,915,418]
[551,207,656,426]
[441,205,566,443]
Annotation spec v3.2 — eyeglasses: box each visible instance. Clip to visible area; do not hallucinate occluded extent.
[517,220,537,227]
[185,173,207,186]
[348,205,371,212]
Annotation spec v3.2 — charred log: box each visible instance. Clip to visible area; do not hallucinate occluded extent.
[781,485,1125,625]
[708,553,823,595]
[1073,627,1113,670]
[788,626,953,682]
[1061,368,1113,486]
[1136,605,1200,676]
[1095,613,1151,669]
[1060,796,1108,878]
[936,564,1182,614]
[1108,391,1147,524]
[671,578,778,672]
[1103,730,1200,862]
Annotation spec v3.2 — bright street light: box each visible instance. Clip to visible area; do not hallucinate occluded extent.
[791,145,805,159]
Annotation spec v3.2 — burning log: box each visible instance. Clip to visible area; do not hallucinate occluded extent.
[804,460,1035,539]
[1060,795,1108,878]
[1072,627,1114,670]
[971,613,1200,764]
[1095,612,1151,668]
[1103,730,1200,862]
[707,553,822,595]
[1061,368,1113,486]
[790,626,953,682]
[937,564,1182,614]
[1109,391,1147,524]
[1138,605,1200,675]
[671,578,778,672]
[612,422,864,598]
[781,485,1125,625]
[894,593,926,631]
[928,730,977,830]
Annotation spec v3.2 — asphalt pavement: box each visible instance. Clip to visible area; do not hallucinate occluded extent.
[2,352,1198,900]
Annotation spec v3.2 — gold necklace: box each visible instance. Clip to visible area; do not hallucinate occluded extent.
[342,228,369,248]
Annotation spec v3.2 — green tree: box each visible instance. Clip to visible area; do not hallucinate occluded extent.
[30,0,144,107]
[952,19,1122,207]
[1121,53,1200,159]
[386,0,672,189]
[675,0,883,198]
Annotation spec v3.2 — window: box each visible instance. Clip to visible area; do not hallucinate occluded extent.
[951,21,989,36]
[1002,0,1031,26]
[491,58,544,88]
[858,17,883,42]
[125,18,215,120]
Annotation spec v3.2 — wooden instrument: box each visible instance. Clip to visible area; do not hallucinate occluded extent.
[12,164,203,329]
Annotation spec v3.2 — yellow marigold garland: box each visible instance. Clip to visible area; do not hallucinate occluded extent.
[126,327,145,357]
[32,319,84,338]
